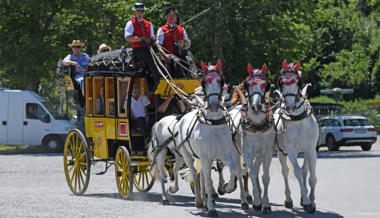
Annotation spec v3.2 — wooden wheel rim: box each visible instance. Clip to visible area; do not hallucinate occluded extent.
[63,129,91,195]
[115,146,133,199]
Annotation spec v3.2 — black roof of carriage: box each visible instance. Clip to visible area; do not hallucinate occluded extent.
[86,47,144,77]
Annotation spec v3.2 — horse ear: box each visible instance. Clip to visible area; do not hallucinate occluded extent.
[282,59,288,72]
[261,63,268,74]
[216,59,223,72]
[294,60,301,71]
[247,63,254,74]
[200,60,208,72]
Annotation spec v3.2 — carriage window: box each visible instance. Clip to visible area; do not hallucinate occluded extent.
[118,77,130,118]
[105,77,115,117]
[93,77,105,116]
[85,77,93,115]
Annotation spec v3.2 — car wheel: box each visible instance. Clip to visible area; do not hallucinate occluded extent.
[326,135,339,151]
[361,144,372,151]
[43,135,63,152]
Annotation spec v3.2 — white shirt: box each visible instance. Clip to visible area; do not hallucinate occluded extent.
[156,25,189,45]
[124,20,155,39]
[130,95,150,118]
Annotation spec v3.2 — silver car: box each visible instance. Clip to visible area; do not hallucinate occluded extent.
[318,115,377,151]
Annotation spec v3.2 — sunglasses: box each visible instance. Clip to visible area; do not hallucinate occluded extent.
[73,46,82,49]
[100,48,110,52]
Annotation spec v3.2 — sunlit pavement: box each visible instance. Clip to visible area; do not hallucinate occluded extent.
[0,137,379,218]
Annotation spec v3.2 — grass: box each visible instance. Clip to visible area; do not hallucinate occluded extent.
[0,145,48,154]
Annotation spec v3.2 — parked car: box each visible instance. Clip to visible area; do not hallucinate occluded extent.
[0,89,75,152]
[318,115,377,151]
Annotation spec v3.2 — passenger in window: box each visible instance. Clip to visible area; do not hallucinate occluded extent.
[157,95,186,120]
[26,104,38,119]
[96,87,105,114]
[129,84,150,141]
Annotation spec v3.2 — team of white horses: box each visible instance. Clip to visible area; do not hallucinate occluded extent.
[148,59,319,217]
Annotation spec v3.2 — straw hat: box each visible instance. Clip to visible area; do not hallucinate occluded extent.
[97,43,112,54]
[68,40,84,48]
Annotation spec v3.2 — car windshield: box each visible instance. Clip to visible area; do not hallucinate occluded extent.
[343,119,371,126]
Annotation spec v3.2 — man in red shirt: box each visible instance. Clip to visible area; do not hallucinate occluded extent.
[156,7,195,78]
[125,2,160,90]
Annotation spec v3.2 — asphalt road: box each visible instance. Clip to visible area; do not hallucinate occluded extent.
[0,138,379,218]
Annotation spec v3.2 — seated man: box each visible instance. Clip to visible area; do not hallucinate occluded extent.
[157,95,186,120]
[129,84,150,141]
[96,87,105,114]
[156,7,196,78]
[26,104,38,119]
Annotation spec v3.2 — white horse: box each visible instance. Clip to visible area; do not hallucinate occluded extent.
[274,60,319,213]
[176,59,248,216]
[229,63,276,213]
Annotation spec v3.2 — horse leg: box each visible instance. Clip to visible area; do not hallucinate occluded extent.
[156,147,169,205]
[243,171,252,203]
[217,161,226,196]
[287,151,312,212]
[262,149,273,213]
[307,150,317,213]
[200,157,217,216]
[182,151,203,209]
[302,155,309,198]
[244,151,262,211]
[278,151,293,208]
[169,156,184,194]
[200,170,207,209]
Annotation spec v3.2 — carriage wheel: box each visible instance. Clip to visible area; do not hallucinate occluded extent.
[133,164,155,192]
[115,146,133,199]
[63,129,91,195]
[190,173,201,194]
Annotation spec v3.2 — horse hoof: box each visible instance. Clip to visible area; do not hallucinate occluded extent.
[212,193,219,200]
[207,210,218,217]
[169,186,178,194]
[300,197,304,207]
[246,195,253,204]
[241,202,249,210]
[262,207,272,214]
[196,200,204,209]
[252,204,262,211]
[223,183,237,194]
[284,200,293,209]
[217,187,225,195]
[303,204,316,214]
[161,199,169,205]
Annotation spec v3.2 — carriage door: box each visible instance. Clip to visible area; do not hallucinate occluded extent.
[116,77,131,147]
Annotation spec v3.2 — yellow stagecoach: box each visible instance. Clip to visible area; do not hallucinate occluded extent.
[62,47,200,198]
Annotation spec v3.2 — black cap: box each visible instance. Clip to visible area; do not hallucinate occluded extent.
[133,2,147,11]
[165,7,177,16]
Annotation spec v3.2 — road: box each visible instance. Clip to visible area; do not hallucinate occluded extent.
[0,138,379,218]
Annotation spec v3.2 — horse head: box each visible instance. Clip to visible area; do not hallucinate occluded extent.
[244,63,269,114]
[200,59,224,112]
[278,59,302,113]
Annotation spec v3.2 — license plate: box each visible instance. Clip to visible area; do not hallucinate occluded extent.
[354,129,366,133]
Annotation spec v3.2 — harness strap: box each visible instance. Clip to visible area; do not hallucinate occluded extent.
[176,114,200,159]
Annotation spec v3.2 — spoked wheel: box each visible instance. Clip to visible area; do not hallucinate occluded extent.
[133,164,155,192]
[115,146,133,199]
[63,129,91,195]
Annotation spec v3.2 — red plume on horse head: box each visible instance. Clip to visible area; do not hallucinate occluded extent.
[261,63,268,74]
[200,59,223,73]
[215,59,223,72]
[294,60,301,71]
[247,63,254,75]
[282,59,288,72]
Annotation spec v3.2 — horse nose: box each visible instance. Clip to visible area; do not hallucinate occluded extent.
[252,104,262,112]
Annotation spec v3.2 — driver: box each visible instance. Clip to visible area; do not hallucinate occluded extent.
[156,7,195,78]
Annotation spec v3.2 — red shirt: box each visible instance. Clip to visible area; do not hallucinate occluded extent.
[131,18,152,48]
[161,24,184,53]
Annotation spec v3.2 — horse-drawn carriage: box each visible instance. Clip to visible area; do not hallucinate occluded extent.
[62,47,200,198]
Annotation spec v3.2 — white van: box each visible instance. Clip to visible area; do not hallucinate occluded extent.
[0,89,75,151]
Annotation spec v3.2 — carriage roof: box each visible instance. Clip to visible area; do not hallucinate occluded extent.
[85,47,144,77]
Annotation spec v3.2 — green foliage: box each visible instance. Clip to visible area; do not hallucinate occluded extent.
[309,95,337,103]
[0,0,379,100]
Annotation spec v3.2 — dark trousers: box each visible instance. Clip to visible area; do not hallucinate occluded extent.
[132,117,147,139]
[133,47,161,90]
